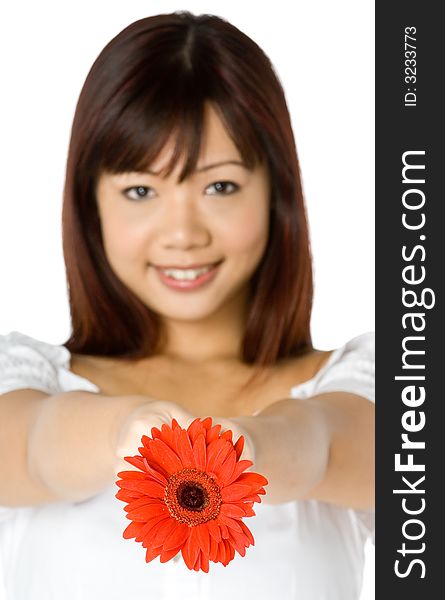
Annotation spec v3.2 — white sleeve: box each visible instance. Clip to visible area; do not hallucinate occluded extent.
[312,332,375,402]
[0,331,60,396]
[0,332,60,580]
[317,333,375,543]
[292,332,376,544]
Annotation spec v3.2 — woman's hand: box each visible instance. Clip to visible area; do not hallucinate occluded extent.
[112,400,256,477]
[113,399,196,476]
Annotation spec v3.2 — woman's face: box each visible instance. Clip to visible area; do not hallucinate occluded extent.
[95,104,270,324]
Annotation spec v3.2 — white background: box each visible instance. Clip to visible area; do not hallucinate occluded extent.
[0,1,374,597]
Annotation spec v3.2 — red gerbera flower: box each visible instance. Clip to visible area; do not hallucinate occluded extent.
[115,416,268,572]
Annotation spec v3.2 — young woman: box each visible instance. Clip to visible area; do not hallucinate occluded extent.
[0,12,374,599]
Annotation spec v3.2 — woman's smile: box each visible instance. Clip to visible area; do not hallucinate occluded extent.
[152,260,224,291]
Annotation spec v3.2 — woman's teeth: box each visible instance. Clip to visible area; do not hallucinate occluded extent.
[160,265,214,280]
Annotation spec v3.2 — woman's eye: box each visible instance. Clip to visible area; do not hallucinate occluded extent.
[205,181,239,195]
[123,186,155,201]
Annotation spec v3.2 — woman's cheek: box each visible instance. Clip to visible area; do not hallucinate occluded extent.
[105,216,151,261]
[225,209,269,256]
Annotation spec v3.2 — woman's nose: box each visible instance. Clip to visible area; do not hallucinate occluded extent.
[158,196,210,250]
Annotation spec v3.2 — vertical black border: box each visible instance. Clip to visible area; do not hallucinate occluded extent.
[376,1,443,596]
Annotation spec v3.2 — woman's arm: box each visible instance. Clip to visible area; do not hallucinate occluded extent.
[231,392,375,509]
[23,391,195,506]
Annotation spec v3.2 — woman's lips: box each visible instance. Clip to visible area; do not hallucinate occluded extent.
[153,260,223,291]
[154,260,222,269]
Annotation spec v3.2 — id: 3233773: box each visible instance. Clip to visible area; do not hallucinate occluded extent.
[404,26,417,107]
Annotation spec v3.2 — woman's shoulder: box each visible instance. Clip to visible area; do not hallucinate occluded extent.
[0,330,71,396]
[313,331,374,371]
[321,332,374,366]
[289,332,375,403]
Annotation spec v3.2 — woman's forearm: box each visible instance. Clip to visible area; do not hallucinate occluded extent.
[27,391,155,503]
[232,398,331,505]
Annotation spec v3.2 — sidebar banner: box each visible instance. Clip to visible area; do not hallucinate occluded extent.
[376,1,443,597]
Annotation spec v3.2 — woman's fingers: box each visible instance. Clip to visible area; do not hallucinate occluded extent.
[112,401,257,479]
[113,400,196,471]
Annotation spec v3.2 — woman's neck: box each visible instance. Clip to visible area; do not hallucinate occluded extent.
[156,290,249,365]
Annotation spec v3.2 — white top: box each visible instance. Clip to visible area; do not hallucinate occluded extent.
[0,331,375,600]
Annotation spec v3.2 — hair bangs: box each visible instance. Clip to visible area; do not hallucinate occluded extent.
[96,68,264,183]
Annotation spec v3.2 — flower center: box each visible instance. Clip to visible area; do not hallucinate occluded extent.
[177,482,208,511]
[164,468,222,526]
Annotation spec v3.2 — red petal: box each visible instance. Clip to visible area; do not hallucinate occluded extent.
[200,550,210,573]
[142,458,169,486]
[177,429,195,468]
[229,527,252,549]
[205,438,224,467]
[209,534,219,561]
[182,526,200,570]
[159,546,180,563]
[123,521,144,539]
[115,489,142,502]
[141,434,153,448]
[228,530,247,557]
[219,503,245,518]
[221,483,252,502]
[195,522,210,555]
[224,459,254,486]
[233,435,244,460]
[193,551,201,571]
[150,518,178,547]
[160,423,177,450]
[193,433,206,471]
[201,416,213,430]
[126,502,168,522]
[220,429,233,442]
[116,470,148,480]
[116,479,144,491]
[217,513,242,533]
[151,426,163,439]
[171,421,182,456]
[123,496,163,512]
[187,418,204,444]
[181,542,194,570]
[119,480,165,499]
[206,424,222,444]
[214,449,236,485]
[239,520,255,546]
[237,472,269,488]
[225,539,235,564]
[219,522,229,539]
[145,544,162,563]
[218,540,227,564]
[124,456,145,471]
[241,503,256,517]
[206,439,232,473]
[138,447,170,479]
[150,439,183,475]
[207,519,221,543]
[140,515,172,544]
[243,494,262,503]
[163,522,190,551]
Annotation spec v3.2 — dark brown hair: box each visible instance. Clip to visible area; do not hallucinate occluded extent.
[62,11,314,373]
